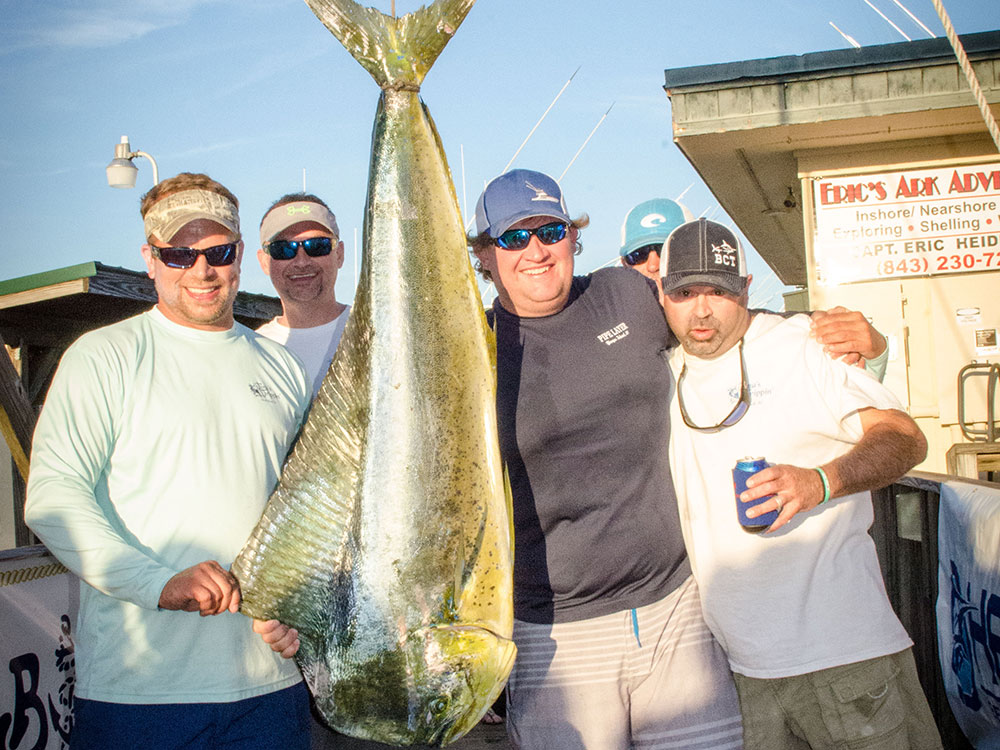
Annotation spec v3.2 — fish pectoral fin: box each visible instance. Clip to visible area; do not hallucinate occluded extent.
[304,0,476,89]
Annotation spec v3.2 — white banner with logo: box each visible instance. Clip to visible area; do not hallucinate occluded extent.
[0,546,77,750]
[937,480,1000,748]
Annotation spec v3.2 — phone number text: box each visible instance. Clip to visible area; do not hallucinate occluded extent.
[878,252,1000,276]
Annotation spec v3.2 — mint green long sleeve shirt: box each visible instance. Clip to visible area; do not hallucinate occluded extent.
[25,308,311,703]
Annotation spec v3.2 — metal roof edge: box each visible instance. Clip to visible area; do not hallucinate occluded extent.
[0,261,280,308]
[0,262,99,298]
[663,30,1000,91]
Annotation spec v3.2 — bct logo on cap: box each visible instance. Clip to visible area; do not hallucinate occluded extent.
[287,205,312,215]
[526,181,560,203]
[640,213,668,228]
[712,240,738,268]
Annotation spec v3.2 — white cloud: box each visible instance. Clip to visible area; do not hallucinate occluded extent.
[0,0,242,54]
[170,136,264,159]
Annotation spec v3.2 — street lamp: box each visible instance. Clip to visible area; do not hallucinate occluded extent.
[106,135,159,188]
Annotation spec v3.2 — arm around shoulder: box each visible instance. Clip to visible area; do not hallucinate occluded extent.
[810,306,888,376]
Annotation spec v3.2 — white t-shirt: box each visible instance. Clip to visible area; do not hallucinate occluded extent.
[257,306,351,396]
[668,312,913,679]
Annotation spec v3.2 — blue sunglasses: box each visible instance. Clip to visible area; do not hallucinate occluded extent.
[265,236,334,260]
[494,221,568,250]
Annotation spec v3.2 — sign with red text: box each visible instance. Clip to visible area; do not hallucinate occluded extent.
[812,163,1000,285]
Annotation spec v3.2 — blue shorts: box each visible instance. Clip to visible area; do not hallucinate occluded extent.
[70,682,310,750]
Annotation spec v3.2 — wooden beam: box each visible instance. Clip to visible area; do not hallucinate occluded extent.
[946,442,1000,479]
[0,278,88,311]
[0,334,35,481]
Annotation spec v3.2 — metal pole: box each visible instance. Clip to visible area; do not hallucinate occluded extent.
[501,66,581,174]
[829,21,861,48]
[890,0,935,37]
[558,102,615,182]
[862,0,911,41]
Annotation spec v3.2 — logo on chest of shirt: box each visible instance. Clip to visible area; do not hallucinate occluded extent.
[249,381,279,403]
[597,322,630,345]
[729,381,772,404]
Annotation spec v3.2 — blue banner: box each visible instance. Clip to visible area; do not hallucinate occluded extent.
[937,480,1000,748]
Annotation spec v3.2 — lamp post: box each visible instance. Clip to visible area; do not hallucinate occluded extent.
[105,135,159,189]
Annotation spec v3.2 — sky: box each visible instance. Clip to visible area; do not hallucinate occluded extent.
[1,0,997,311]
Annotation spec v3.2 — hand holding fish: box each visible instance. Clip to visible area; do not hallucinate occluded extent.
[158,560,241,616]
[253,619,301,659]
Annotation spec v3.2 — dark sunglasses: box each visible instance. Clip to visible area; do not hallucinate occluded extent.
[495,221,568,250]
[623,243,661,266]
[265,236,334,260]
[150,243,238,269]
[677,339,750,432]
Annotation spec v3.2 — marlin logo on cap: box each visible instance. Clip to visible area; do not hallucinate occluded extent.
[712,240,738,268]
[525,180,560,203]
[640,213,668,229]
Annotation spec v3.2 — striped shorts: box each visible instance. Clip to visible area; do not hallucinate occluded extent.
[506,575,743,750]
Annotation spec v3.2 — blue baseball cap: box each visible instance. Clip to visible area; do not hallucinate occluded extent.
[619,198,692,258]
[475,169,571,239]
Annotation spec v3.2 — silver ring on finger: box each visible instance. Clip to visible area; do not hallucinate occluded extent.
[774,496,784,511]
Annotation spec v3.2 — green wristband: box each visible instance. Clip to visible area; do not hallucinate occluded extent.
[815,467,831,505]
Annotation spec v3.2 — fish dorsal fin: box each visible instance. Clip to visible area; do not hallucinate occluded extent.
[304,0,476,90]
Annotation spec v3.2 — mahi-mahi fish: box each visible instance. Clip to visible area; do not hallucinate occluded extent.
[231,0,515,745]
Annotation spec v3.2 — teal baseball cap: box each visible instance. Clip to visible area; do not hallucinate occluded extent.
[619,198,692,258]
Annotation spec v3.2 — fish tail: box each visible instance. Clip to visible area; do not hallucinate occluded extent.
[304,0,476,89]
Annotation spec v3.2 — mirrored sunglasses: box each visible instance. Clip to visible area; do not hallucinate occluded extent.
[623,243,660,266]
[266,236,334,260]
[495,221,568,251]
[151,243,238,269]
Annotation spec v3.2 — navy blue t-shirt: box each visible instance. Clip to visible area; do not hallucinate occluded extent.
[491,268,690,624]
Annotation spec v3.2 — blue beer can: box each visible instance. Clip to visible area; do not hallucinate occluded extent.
[732,457,779,533]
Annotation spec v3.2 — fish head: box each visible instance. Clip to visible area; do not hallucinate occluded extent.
[403,623,516,746]
[313,622,516,746]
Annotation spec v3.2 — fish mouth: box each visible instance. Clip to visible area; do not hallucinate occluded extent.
[423,623,517,746]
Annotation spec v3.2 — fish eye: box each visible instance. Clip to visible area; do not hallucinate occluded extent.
[429,697,448,716]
